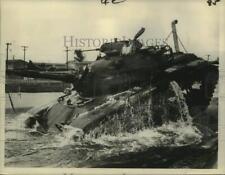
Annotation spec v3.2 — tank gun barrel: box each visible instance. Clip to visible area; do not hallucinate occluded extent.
[77,48,100,52]
[74,48,100,62]
[133,27,145,40]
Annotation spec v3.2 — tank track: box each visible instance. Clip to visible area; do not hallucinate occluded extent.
[86,81,192,137]
[185,69,218,115]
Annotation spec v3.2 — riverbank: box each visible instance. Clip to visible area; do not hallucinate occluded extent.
[6,78,70,93]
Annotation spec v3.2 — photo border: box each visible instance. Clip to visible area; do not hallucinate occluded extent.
[0,0,224,174]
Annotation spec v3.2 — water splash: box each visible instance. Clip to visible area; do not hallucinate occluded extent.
[92,120,201,149]
[51,116,202,151]
[4,87,216,168]
[5,112,33,140]
[53,126,84,147]
[86,97,154,138]
[51,81,202,157]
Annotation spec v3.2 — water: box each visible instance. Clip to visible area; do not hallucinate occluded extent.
[5,92,62,109]
[5,92,217,168]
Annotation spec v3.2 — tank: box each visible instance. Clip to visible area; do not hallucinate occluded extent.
[7,20,218,136]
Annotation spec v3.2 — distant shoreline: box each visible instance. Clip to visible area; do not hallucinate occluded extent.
[6,79,70,93]
[5,107,32,114]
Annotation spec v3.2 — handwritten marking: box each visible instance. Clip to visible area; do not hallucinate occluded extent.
[101,0,126,5]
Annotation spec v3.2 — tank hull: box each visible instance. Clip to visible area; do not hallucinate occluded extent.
[25,81,191,135]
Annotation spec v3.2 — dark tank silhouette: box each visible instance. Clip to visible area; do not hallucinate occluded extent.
[7,20,218,135]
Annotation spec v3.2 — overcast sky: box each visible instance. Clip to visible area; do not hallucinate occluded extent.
[1,0,224,63]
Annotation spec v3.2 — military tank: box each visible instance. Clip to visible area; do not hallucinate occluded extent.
[7,20,218,135]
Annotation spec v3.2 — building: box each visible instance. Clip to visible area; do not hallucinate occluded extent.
[31,62,67,71]
[5,59,71,92]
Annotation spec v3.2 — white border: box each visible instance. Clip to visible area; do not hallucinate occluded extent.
[0,0,225,174]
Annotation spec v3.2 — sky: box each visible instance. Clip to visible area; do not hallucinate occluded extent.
[0,0,224,63]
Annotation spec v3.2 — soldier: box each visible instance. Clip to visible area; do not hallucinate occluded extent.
[121,40,134,55]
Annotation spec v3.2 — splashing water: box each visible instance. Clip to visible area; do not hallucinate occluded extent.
[56,120,202,154]
[5,112,32,141]
[4,108,207,168]
[5,82,216,168]
[54,126,84,147]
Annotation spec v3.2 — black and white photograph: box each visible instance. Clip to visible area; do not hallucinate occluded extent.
[0,0,224,173]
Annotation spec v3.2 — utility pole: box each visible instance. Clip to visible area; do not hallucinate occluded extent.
[207,54,211,61]
[6,43,12,70]
[21,46,28,69]
[65,46,71,71]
